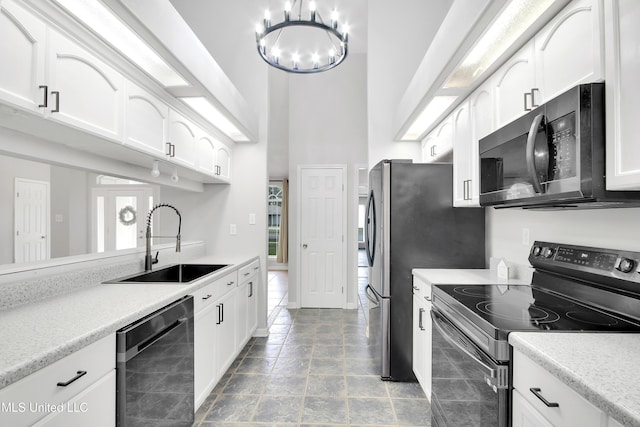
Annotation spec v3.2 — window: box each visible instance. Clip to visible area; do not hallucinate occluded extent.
[268,183,283,257]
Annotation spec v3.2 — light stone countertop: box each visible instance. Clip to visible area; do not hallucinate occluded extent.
[510,332,640,427]
[0,255,257,389]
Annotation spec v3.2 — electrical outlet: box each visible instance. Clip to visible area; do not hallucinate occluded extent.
[230,224,237,235]
[522,228,530,246]
[249,213,256,225]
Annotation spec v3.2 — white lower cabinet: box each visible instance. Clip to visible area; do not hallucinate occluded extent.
[512,349,607,427]
[412,276,432,400]
[194,282,219,409]
[0,334,115,427]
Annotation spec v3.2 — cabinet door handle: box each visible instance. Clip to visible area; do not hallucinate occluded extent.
[249,281,253,297]
[529,388,559,408]
[51,91,60,113]
[215,165,220,175]
[202,294,212,300]
[39,85,48,108]
[418,308,425,330]
[412,285,419,291]
[166,142,172,156]
[216,304,222,324]
[524,91,532,111]
[57,370,87,387]
[424,295,432,302]
[170,143,175,157]
[531,88,539,108]
[220,303,224,323]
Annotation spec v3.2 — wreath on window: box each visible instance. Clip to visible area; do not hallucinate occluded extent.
[118,206,137,226]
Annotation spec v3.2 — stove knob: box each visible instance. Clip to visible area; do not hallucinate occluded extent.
[542,247,555,259]
[532,246,542,257]
[617,258,636,274]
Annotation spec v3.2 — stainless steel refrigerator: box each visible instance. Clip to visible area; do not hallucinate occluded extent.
[364,160,485,381]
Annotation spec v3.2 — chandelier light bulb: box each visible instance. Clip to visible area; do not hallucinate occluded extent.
[255,23,263,35]
[263,10,271,28]
[311,52,320,68]
[309,1,316,21]
[284,1,291,20]
[331,9,339,29]
[329,48,336,64]
[292,52,300,69]
[272,47,280,64]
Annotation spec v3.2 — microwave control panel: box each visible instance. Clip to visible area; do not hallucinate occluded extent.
[548,113,576,180]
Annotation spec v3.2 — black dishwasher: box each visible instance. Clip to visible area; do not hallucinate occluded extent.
[116,295,194,427]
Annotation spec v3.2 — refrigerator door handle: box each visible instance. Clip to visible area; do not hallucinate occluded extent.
[364,284,379,305]
[365,190,376,267]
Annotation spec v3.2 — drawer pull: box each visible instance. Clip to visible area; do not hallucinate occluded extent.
[57,370,87,387]
[530,387,559,408]
[202,294,212,300]
[227,281,235,286]
[244,272,250,276]
[253,266,259,270]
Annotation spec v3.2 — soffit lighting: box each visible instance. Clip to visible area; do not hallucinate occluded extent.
[401,96,458,141]
[181,97,250,142]
[53,0,189,87]
[444,0,555,88]
[255,0,349,73]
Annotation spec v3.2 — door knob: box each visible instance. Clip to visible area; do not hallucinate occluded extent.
[302,243,308,249]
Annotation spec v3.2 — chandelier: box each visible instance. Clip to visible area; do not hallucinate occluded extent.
[255,0,349,73]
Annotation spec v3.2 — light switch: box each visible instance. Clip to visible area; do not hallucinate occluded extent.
[230,224,237,235]
[55,214,64,223]
[249,213,256,225]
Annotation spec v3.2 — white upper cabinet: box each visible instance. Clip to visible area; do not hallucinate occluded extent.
[197,131,218,176]
[167,109,197,168]
[604,0,640,190]
[534,0,603,103]
[123,80,169,157]
[47,29,124,142]
[216,144,231,182]
[452,100,478,206]
[0,0,46,113]
[422,117,453,163]
[493,41,537,128]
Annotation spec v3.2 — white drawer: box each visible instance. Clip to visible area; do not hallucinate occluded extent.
[238,260,259,285]
[192,281,217,314]
[0,334,115,427]
[513,349,605,427]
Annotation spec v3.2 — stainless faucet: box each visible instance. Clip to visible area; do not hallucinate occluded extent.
[145,203,181,271]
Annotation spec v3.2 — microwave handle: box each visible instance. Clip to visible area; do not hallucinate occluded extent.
[526,113,545,194]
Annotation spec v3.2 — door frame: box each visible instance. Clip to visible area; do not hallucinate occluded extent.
[296,164,348,309]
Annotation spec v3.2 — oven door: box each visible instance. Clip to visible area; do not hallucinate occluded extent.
[431,308,509,427]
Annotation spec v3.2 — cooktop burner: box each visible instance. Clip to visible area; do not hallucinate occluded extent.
[475,301,561,324]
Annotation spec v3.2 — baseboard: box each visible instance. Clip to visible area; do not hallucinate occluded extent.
[287,301,300,309]
[253,327,269,337]
[346,302,357,310]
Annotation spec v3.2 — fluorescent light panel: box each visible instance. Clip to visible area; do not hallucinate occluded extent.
[445,0,555,88]
[401,96,458,141]
[54,0,189,87]
[181,97,250,142]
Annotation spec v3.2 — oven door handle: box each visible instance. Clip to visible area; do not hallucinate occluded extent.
[431,310,498,379]
[526,113,545,194]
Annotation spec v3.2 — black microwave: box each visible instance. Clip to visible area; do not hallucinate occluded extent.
[479,82,640,209]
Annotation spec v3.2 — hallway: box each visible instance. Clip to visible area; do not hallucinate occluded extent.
[193,267,430,426]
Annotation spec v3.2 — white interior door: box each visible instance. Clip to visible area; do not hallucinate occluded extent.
[299,166,346,308]
[91,187,152,253]
[14,178,50,263]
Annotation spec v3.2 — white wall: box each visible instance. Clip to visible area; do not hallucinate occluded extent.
[487,207,640,278]
[268,69,289,179]
[367,0,453,169]
[50,166,89,258]
[287,54,368,309]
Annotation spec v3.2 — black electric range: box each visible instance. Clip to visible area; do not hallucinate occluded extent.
[430,241,640,427]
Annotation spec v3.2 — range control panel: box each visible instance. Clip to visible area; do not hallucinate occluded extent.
[529,241,640,283]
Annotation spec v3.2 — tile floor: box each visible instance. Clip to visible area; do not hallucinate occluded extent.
[193,255,430,426]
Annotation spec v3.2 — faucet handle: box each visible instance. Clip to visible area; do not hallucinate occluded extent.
[153,251,159,265]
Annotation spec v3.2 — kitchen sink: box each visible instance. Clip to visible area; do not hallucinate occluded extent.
[110,264,229,284]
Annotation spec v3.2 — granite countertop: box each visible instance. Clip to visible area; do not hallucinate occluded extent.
[411,268,530,285]
[510,332,640,427]
[0,255,257,389]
